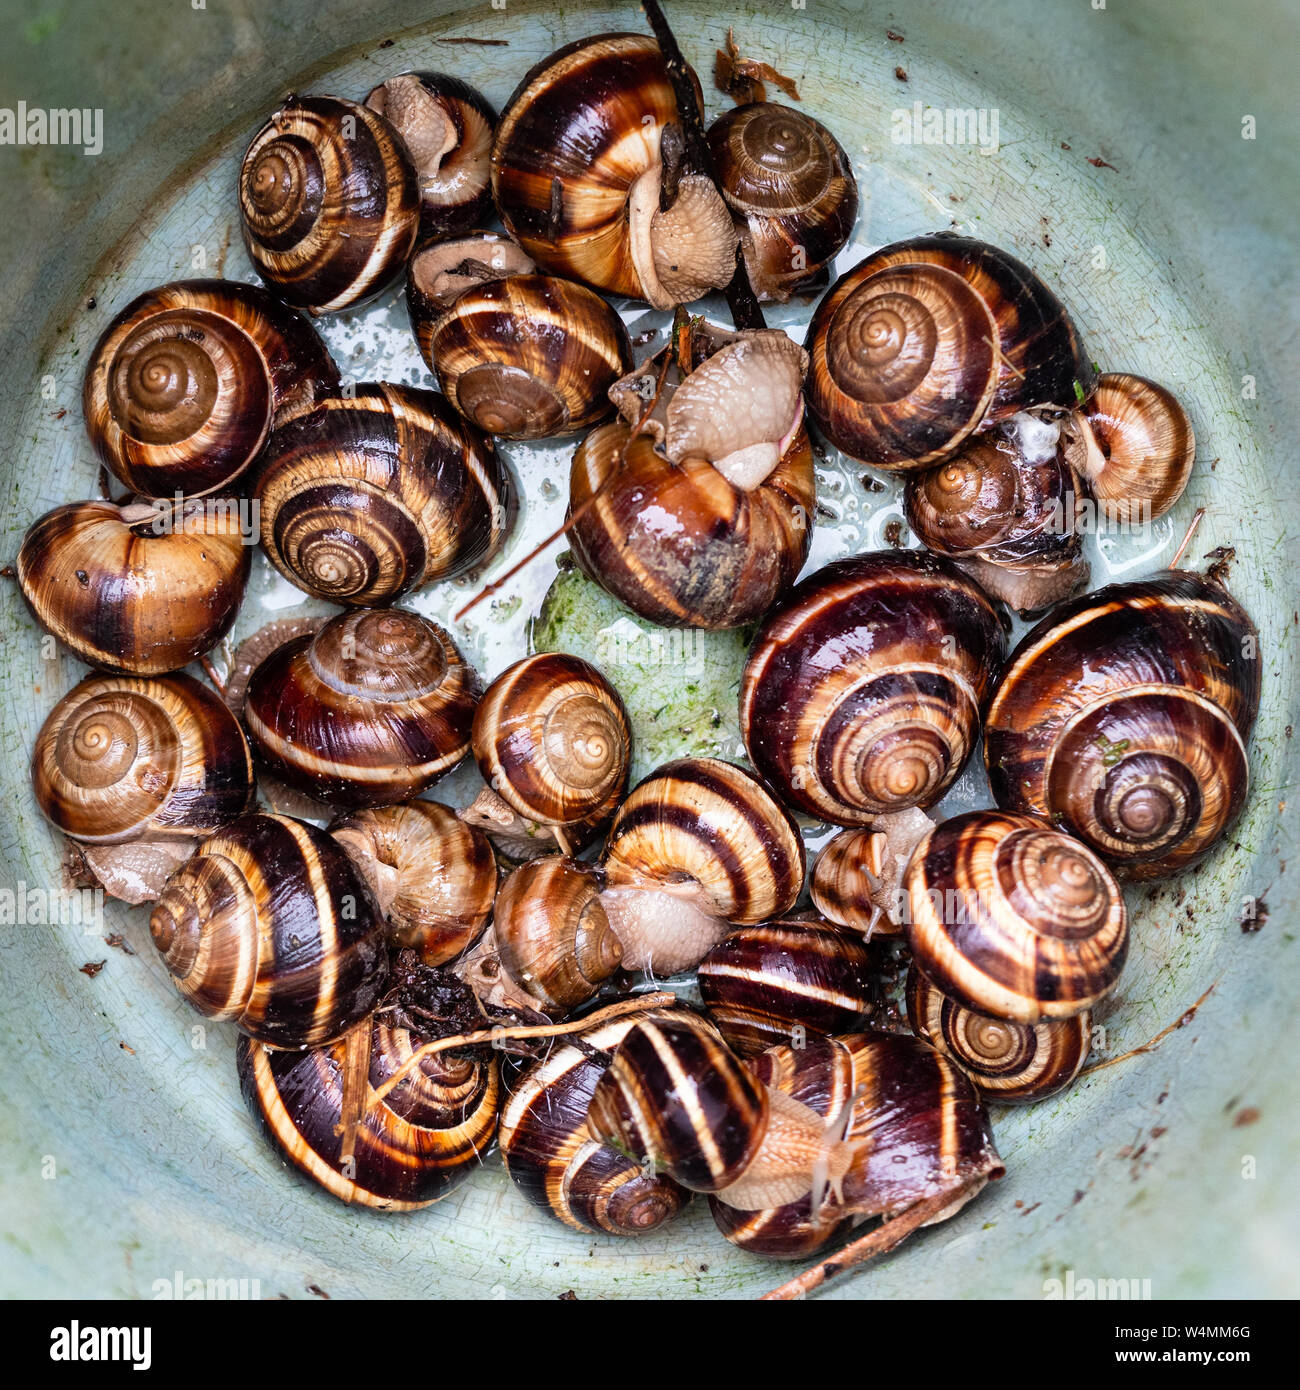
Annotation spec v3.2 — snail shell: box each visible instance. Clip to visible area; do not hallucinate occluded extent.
[707,102,858,302]
[82,279,338,498]
[740,551,1007,824]
[32,672,255,844]
[499,1011,689,1235]
[149,813,389,1048]
[904,810,1129,1024]
[471,652,630,830]
[17,498,250,675]
[243,608,479,809]
[411,273,632,439]
[810,810,935,937]
[984,570,1259,879]
[330,800,496,966]
[239,94,419,313]
[364,72,497,240]
[238,1017,499,1208]
[253,381,513,606]
[906,964,1091,1105]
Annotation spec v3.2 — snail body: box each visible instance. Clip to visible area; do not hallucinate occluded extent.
[810,809,935,937]
[243,608,479,809]
[740,551,1007,824]
[254,381,513,606]
[405,230,536,317]
[82,279,338,498]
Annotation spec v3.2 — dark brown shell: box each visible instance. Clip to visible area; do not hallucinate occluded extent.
[82,279,338,498]
[150,813,389,1048]
[740,551,1007,823]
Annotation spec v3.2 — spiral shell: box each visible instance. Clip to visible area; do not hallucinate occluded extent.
[472,653,630,829]
[904,810,1128,1024]
[411,274,631,439]
[82,279,338,498]
[741,552,1007,824]
[32,672,255,843]
[243,609,479,809]
[149,813,389,1047]
[707,102,858,302]
[905,965,1091,1105]
[17,498,250,675]
[254,381,513,606]
[499,1011,689,1235]
[238,1017,499,1208]
[809,813,937,938]
[239,95,419,313]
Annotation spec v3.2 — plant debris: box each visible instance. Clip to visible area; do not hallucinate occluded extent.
[715,27,801,105]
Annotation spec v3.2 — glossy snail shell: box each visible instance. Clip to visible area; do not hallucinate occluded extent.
[17,498,250,675]
[808,811,936,938]
[32,672,255,844]
[707,102,858,302]
[82,279,338,498]
[499,1011,689,1235]
[238,94,419,313]
[330,800,496,966]
[740,551,1007,824]
[904,810,1129,1024]
[243,608,479,809]
[253,381,513,606]
[906,964,1091,1105]
[411,273,631,439]
[238,1017,499,1208]
[149,813,389,1048]
[471,653,630,829]
[364,72,497,240]
[984,570,1259,879]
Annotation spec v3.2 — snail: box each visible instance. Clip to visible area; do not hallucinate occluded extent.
[253,381,514,606]
[905,964,1091,1105]
[984,569,1259,879]
[243,608,480,809]
[904,810,1128,1024]
[810,808,935,937]
[805,234,1096,469]
[238,94,419,313]
[1061,372,1196,525]
[405,230,536,317]
[740,551,1007,825]
[82,279,338,498]
[697,919,877,1057]
[330,800,496,965]
[364,72,497,240]
[409,273,632,440]
[149,812,389,1048]
[904,411,1091,613]
[600,757,805,974]
[17,497,250,675]
[491,32,739,309]
[570,320,814,629]
[499,1010,689,1235]
[706,102,858,302]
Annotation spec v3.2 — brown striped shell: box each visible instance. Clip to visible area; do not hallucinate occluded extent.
[904,810,1128,1024]
[984,570,1259,879]
[364,72,497,241]
[697,919,877,1056]
[499,1012,689,1235]
[253,381,513,606]
[239,95,420,313]
[329,800,496,966]
[411,273,631,439]
[237,1016,499,1208]
[31,673,255,844]
[82,279,338,498]
[243,609,479,809]
[905,964,1091,1105]
[17,498,250,675]
[600,757,805,973]
[740,552,1007,824]
[149,813,389,1048]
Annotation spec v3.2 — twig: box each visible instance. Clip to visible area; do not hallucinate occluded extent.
[335,1018,373,1164]
[1081,980,1217,1076]
[200,655,227,694]
[1169,506,1206,570]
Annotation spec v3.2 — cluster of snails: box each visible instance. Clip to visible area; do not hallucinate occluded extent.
[15,10,1260,1298]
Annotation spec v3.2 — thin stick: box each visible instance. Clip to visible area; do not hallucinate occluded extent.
[552,825,575,857]
[1081,980,1217,1076]
[335,1018,373,1164]
[1169,506,1206,570]
[200,656,227,694]
[762,1177,984,1301]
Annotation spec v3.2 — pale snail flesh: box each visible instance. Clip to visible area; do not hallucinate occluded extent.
[810,808,936,937]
